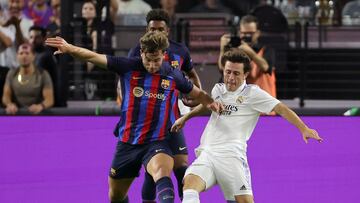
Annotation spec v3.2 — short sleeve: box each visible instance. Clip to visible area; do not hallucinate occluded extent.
[211,83,222,100]
[42,70,53,89]
[249,86,280,113]
[4,69,16,86]
[180,45,194,73]
[172,68,193,94]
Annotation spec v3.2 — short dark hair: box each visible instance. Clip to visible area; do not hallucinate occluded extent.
[29,26,47,38]
[221,48,251,73]
[140,31,169,53]
[240,15,259,30]
[146,9,170,27]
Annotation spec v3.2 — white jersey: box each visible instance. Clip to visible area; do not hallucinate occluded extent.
[196,82,280,159]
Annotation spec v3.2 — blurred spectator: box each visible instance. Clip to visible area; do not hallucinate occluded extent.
[116,0,152,15]
[81,0,99,100]
[222,0,259,17]
[6,0,33,40]
[28,25,62,107]
[342,0,360,25]
[0,10,16,103]
[46,0,60,37]
[189,0,232,13]
[219,15,276,98]
[24,0,53,27]
[160,0,177,20]
[2,43,54,114]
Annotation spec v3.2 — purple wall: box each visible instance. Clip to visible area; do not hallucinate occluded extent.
[0,116,359,202]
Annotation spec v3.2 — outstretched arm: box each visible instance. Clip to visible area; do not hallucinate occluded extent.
[45,36,107,69]
[187,85,223,114]
[171,104,208,132]
[273,103,323,143]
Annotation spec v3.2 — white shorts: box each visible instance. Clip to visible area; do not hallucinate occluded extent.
[185,150,253,200]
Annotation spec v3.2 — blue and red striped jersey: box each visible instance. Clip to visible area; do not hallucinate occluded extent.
[107,55,193,145]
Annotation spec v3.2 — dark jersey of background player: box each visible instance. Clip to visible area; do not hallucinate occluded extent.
[108,55,193,144]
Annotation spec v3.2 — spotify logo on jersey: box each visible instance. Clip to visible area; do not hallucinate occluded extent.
[133,87,144,97]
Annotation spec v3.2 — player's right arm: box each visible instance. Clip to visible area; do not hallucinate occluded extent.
[45,36,107,69]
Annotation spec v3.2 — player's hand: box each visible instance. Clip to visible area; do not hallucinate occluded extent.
[45,36,71,55]
[302,128,323,144]
[171,117,186,133]
[28,104,43,114]
[206,101,224,114]
[5,103,18,115]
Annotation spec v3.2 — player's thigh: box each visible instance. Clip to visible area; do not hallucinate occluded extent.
[214,156,253,201]
[144,140,174,181]
[173,154,188,169]
[184,151,216,191]
[109,141,144,179]
[108,176,135,198]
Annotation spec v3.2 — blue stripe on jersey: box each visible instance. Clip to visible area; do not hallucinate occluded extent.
[118,72,131,137]
[151,78,175,140]
[132,75,152,144]
[169,91,178,124]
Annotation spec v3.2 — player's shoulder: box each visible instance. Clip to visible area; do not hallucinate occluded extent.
[212,83,226,95]
[242,84,261,95]
[169,40,189,52]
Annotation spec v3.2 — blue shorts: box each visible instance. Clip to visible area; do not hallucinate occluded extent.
[168,129,188,155]
[109,140,173,179]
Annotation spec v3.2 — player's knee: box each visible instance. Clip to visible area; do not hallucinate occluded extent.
[183,174,205,192]
[108,188,127,202]
[151,165,173,181]
[173,155,188,169]
[235,195,254,203]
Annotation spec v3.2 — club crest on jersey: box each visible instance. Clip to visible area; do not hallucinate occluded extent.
[171,60,179,68]
[133,87,144,97]
[161,79,170,89]
[236,96,244,104]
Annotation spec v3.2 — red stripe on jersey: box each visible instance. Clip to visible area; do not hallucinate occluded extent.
[122,72,140,143]
[158,81,176,140]
[137,75,161,144]
[173,91,180,120]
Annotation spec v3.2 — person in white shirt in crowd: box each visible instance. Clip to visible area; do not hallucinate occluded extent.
[171,48,323,203]
[116,0,152,15]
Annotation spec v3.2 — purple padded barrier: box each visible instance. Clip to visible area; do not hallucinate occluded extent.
[0,116,359,203]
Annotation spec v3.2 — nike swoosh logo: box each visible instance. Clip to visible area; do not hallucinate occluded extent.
[179,147,187,151]
[155,149,164,153]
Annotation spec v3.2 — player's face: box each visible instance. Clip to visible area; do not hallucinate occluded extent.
[223,61,248,91]
[141,50,164,73]
[147,20,169,37]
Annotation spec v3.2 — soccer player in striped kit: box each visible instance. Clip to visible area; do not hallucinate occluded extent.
[127,9,201,202]
[45,32,223,203]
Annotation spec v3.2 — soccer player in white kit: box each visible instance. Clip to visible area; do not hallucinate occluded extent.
[171,48,323,203]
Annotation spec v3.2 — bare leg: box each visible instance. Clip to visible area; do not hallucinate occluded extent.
[234,195,254,203]
[108,176,134,202]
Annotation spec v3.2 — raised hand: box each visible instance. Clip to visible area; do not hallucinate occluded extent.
[45,36,71,55]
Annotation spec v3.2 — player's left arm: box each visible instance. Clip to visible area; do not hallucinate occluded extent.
[273,103,323,143]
